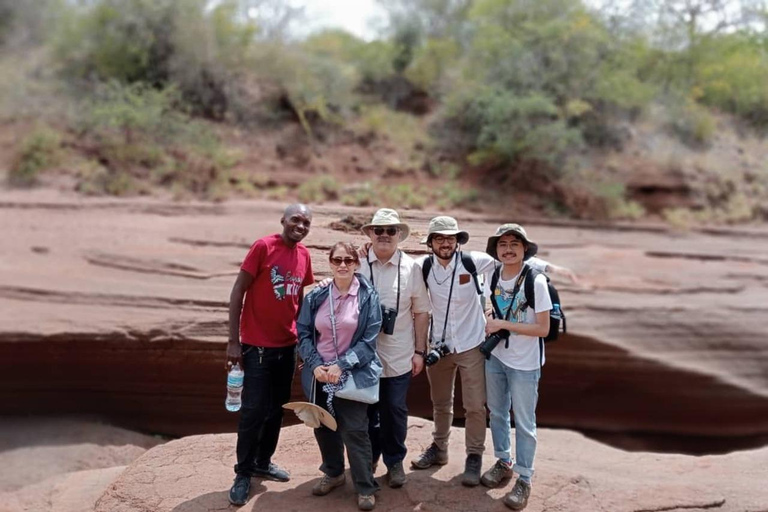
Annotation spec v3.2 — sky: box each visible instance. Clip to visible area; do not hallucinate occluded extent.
[287,0,386,40]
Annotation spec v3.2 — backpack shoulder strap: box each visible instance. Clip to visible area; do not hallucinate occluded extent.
[460,251,482,295]
[489,262,502,297]
[421,255,433,291]
[524,266,547,309]
[489,263,503,318]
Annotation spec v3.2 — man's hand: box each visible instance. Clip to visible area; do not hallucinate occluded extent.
[358,242,371,259]
[326,364,342,384]
[314,365,330,383]
[547,264,579,285]
[225,340,242,371]
[411,354,424,376]
[485,317,507,335]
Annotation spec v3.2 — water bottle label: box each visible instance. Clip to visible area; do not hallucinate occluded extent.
[228,374,244,387]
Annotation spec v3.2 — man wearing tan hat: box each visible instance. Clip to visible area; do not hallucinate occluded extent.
[480,223,554,511]
[410,216,571,489]
[358,208,431,489]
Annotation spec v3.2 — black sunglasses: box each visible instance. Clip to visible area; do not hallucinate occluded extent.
[330,256,357,266]
[373,227,399,236]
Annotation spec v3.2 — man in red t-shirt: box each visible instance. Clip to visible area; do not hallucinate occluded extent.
[225,203,315,506]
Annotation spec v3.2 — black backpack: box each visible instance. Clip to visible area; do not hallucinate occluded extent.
[489,263,566,343]
[422,252,483,297]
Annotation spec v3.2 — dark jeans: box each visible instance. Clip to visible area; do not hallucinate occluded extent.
[368,371,411,469]
[314,384,379,496]
[234,344,296,476]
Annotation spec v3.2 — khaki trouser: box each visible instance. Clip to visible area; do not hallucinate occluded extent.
[425,346,486,455]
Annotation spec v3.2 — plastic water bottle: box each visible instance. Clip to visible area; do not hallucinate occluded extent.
[552,303,562,319]
[225,363,244,412]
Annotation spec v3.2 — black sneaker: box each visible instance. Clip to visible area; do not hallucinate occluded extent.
[504,478,531,510]
[461,454,482,487]
[228,474,251,506]
[253,462,291,482]
[387,461,407,488]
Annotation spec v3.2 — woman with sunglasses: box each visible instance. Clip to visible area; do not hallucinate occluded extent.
[296,242,383,511]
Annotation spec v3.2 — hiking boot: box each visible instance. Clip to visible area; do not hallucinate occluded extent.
[358,494,376,511]
[481,459,513,488]
[228,474,251,506]
[253,462,290,482]
[503,479,531,510]
[312,473,346,496]
[461,454,482,487]
[410,443,448,469]
[387,461,407,488]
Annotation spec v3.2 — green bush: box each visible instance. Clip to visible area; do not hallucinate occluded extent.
[304,30,396,84]
[666,99,716,148]
[79,81,185,144]
[340,183,378,207]
[297,175,339,203]
[435,181,480,209]
[8,127,61,186]
[271,48,358,131]
[53,0,256,119]
[404,38,460,95]
[696,35,768,130]
[71,80,235,198]
[356,105,427,152]
[445,87,582,173]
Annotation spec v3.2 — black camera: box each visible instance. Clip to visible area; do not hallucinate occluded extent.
[424,342,451,367]
[380,305,397,335]
[479,329,510,359]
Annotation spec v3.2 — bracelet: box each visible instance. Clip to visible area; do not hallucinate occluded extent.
[414,350,425,357]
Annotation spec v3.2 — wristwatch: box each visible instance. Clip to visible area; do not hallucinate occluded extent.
[414,350,426,357]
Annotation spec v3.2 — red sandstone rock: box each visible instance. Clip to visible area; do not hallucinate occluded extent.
[94,418,768,512]
[0,418,161,512]
[1,191,767,451]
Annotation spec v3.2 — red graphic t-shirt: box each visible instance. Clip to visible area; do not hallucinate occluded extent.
[240,234,314,347]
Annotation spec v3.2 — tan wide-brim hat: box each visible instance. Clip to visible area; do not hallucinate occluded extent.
[485,223,539,260]
[283,402,337,431]
[361,208,410,242]
[420,216,469,245]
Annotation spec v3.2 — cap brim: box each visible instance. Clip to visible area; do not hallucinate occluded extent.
[283,402,337,431]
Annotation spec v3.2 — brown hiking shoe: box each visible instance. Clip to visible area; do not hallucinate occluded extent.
[503,478,531,510]
[410,443,448,469]
[481,459,513,488]
[461,454,482,487]
[387,461,407,488]
[358,494,376,511]
[312,473,345,496]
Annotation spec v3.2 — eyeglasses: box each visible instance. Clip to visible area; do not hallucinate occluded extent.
[432,235,457,245]
[373,227,399,236]
[330,256,357,266]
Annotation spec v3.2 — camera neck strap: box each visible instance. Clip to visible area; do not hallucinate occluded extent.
[428,252,459,347]
[490,264,530,322]
[367,249,401,317]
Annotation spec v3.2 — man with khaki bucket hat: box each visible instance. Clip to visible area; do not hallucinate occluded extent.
[480,223,563,510]
[357,208,431,489]
[410,216,573,489]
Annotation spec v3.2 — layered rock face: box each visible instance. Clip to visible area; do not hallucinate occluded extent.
[1,190,767,452]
